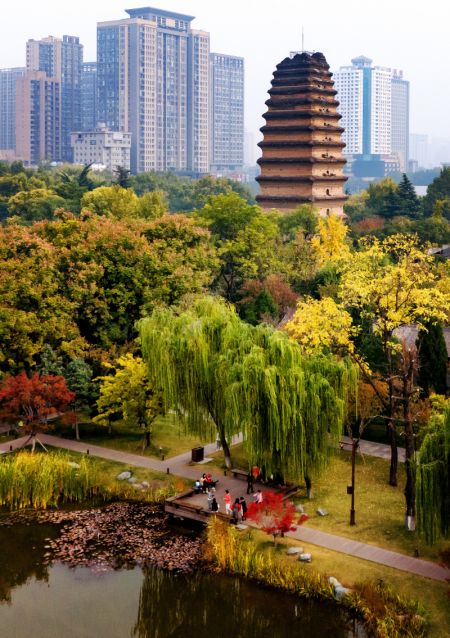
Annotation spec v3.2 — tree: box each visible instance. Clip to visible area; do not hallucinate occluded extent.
[0,372,74,450]
[246,492,296,544]
[37,345,64,377]
[64,359,93,440]
[397,174,421,218]
[416,322,448,397]
[310,214,351,266]
[139,296,352,478]
[114,165,131,188]
[339,235,450,529]
[7,188,65,222]
[94,354,162,449]
[366,178,399,216]
[135,190,168,219]
[54,164,96,213]
[239,275,298,325]
[415,407,450,544]
[423,167,450,218]
[81,185,139,219]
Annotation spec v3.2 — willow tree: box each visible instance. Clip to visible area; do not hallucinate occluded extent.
[416,408,450,544]
[139,296,353,479]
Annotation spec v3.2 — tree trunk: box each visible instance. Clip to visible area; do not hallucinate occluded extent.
[108,423,112,435]
[75,419,80,442]
[305,474,313,500]
[388,424,398,487]
[219,431,232,469]
[350,439,358,525]
[403,355,416,531]
[145,430,151,448]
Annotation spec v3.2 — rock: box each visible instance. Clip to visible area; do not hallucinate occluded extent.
[286,546,304,555]
[328,576,350,600]
[132,483,143,490]
[316,508,329,516]
[235,524,248,531]
[116,471,132,481]
[141,481,150,488]
[299,553,312,562]
[128,477,138,484]
[67,462,80,469]
[295,504,305,514]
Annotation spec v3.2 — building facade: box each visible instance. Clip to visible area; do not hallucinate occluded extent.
[0,67,25,150]
[334,56,409,172]
[15,71,61,165]
[209,53,244,174]
[97,7,210,174]
[71,125,131,171]
[80,62,97,132]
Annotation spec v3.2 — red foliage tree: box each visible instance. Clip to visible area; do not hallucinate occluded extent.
[0,372,75,445]
[246,491,297,543]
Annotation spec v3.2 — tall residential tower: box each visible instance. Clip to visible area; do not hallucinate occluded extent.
[0,68,25,150]
[209,53,244,174]
[97,6,210,174]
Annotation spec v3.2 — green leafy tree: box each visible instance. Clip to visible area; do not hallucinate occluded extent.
[423,167,450,218]
[94,354,162,448]
[397,174,421,218]
[7,188,65,222]
[81,185,139,218]
[64,358,94,440]
[135,190,168,219]
[416,322,448,397]
[54,164,96,213]
[37,345,64,376]
[416,408,450,543]
[114,165,131,188]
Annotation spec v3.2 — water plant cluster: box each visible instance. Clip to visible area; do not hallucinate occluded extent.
[0,451,99,509]
[206,518,427,638]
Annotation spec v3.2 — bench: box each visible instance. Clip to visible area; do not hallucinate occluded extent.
[339,439,353,451]
[231,468,248,480]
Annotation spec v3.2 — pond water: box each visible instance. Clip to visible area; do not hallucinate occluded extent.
[0,521,353,638]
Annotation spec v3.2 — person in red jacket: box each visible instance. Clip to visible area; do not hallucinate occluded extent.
[223,489,232,515]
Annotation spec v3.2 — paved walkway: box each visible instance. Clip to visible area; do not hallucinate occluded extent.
[340,435,405,462]
[1,433,448,582]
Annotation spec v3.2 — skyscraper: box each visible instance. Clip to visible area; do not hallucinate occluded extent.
[209,53,244,173]
[15,71,61,164]
[97,6,210,174]
[80,62,97,132]
[391,70,409,171]
[0,67,25,150]
[334,56,409,172]
[26,35,83,161]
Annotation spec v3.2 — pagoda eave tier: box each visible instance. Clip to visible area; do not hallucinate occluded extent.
[265,98,340,108]
[258,140,346,149]
[256,175,348,184]
[269,87,337,97]
[263,111,342,120]
[257,158,346,166]
[260,125,345,134]
[256,195,347,205]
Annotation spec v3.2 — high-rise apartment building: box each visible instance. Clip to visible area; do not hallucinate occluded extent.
[97,7,210,174]
[409,134,429,168]
[0,67,25,150]
[391,70,409,171]
[209,53,244,173]
[80,62,97,132]
[26,35,83,161]
[15,71,60,165]
[334,56,409,172]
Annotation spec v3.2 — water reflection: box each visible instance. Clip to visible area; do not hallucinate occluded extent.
[0,521,58,603]
[134,568,350,638]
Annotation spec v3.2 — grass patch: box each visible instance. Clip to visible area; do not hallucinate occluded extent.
[53,413,210,460]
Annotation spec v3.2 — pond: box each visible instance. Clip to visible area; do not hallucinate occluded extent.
[0,520,354,638]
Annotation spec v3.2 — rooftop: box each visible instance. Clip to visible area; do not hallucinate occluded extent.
[125,6,195,23]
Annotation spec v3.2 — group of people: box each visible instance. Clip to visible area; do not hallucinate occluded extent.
[222,488,263,523]
[194,473,216,494]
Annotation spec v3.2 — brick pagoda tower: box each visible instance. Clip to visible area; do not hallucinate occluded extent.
[256,52,347,216]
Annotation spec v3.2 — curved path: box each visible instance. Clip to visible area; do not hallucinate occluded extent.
[0,433,448,582]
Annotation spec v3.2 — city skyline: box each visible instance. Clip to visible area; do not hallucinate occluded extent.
[0,0,447,146]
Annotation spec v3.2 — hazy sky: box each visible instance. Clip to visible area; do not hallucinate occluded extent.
[1,0,448,143]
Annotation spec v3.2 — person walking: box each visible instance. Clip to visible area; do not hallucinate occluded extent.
[246,471,254,495]
[239,496,247,521]
[254,489,263,504]
[232,498,241,524]
[223,489,232,515]
[207,487,214,510]
[211,497,219,512]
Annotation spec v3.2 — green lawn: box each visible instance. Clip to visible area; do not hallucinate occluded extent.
[53,413,212,460]
[213,443,450,563]
[248,529,450,638]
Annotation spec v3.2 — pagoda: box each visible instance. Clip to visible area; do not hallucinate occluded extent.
[256,51,347,216]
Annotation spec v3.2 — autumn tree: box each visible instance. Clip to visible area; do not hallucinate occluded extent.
[94,354,162,449]
[246,492,296,544]
[0,372,74,451]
